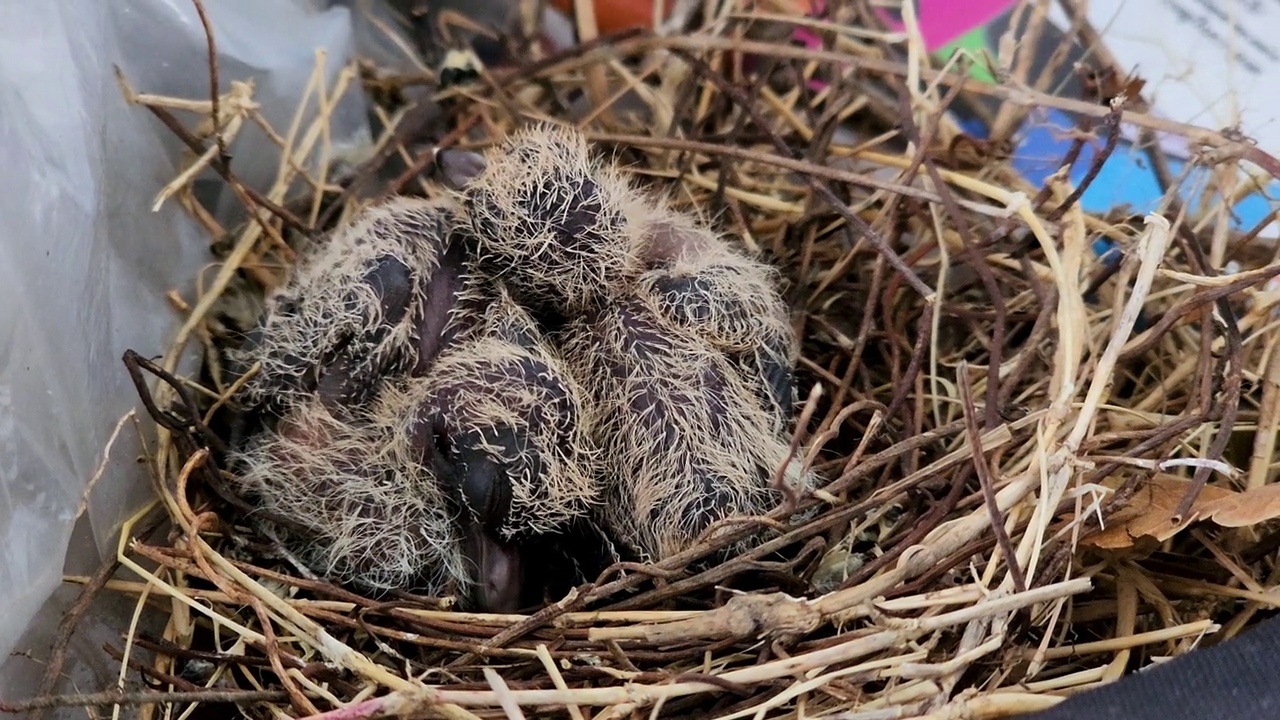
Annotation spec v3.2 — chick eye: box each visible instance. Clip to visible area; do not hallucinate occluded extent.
[432,428,458,462]
[272,296,300,317]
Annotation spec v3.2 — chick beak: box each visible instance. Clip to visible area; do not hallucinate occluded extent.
[460,522,524,613]
[448,437,525,612]
[419,412,526,612]
[435,148,488,190]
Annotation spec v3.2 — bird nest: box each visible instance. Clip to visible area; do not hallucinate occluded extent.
[20,3,1280,719]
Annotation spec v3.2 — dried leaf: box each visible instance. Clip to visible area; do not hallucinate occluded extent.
[1081,473,1238,549]
[1202,483,1280,527]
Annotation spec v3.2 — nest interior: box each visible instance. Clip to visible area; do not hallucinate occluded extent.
[20,2,1280,719]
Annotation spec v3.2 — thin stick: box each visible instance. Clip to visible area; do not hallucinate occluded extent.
[1,689,296,713]
[958,362,1026,593]
[27,510,166,720]
[667,47,936,301]
[189,0,225,161]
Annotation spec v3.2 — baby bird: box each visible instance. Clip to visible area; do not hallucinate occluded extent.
[228,196,598,611]
[229,196,468,419]
[456,124,811,563]
[233,379,465,595]
[455,129,648,326]
[413,283,599,609]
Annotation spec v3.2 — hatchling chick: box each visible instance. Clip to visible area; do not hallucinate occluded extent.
[415,283,600,609]
[229,195,469,419]
[634,211,800,420]
[560,295,806,562]
[231,385,466,596]
[451,123,645,319]
[586,213,810,562]
[452,124,794,372]
[231,284,599,611]
[455,123,812,563]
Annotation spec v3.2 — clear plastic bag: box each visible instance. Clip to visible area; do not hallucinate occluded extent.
[0,0,378,702]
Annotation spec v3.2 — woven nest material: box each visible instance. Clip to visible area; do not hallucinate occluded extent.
[20,3,1280,719]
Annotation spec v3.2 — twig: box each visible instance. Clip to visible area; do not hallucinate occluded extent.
[1,688,297,712]
[1046,99,1124,222]
[189,0,226,162]
[1171,228,1245,520]
[134,97,310,236]
[958,362,1026,593]
[667,47,936,301]
[122,349,229,454]
[27,510,166,720]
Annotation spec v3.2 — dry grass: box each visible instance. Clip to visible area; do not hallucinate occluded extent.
[12,2,1280,719]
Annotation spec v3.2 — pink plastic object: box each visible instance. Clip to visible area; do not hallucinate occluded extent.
[874,0,1017,52]
[786,0,1018,91]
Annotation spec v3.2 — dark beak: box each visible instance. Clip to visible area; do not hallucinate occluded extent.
[435,148,488,189]
[459,522,524,613]
[421,416,525,612]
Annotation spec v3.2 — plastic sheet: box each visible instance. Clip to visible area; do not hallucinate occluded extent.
[0,0,376,702]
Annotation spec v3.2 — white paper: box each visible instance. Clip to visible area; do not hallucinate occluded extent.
[1055,0,1280,153]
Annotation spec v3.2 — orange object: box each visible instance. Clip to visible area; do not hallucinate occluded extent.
[550,1,820,35]
[548,0,677,33]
